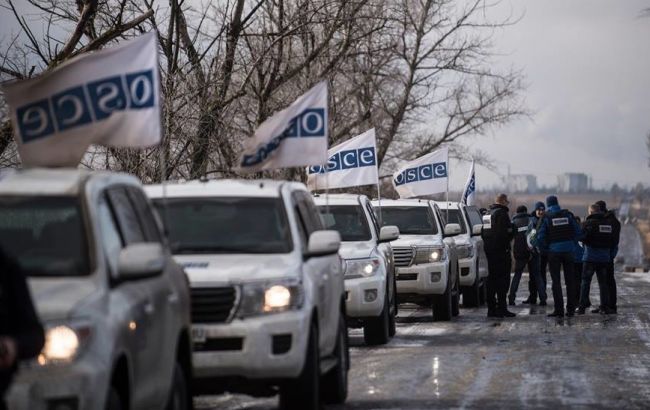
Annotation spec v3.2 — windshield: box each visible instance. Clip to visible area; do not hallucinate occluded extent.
[318,205,371,241]
[0,196,90,276]
[375,206,438,235]
[442,209,467,234]
[153,197,293,254]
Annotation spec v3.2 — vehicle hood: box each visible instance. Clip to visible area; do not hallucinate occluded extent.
[453,234,471,247]
[28,277,99,321]
[173,253,302,284]
[390,234,445,248]
[339,241,376,260]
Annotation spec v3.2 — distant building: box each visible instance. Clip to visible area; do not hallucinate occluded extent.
[557,173,589,193]
[506,174,538,193]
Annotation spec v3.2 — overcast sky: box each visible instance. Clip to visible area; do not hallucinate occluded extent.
[458,0,650,191]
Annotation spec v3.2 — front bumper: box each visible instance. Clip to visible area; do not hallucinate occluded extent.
[458,256,478,287]
[6,354,109,410]
[344,276,386,318]
[395,261,449,295]
[192,309,310,381]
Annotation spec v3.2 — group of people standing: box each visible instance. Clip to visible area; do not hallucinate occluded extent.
[481,194,620,319]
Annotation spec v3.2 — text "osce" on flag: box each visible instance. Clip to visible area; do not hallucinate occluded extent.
[16,69,155,144]
[394,162,448,186]
[308,146,376,174]
[241,108,326,168]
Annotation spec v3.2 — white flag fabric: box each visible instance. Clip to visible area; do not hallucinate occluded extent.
[461,160,476,206]
[392,148,449,198]
[306,128,378,190]
[2,32,161,167]
[238,82,328,173]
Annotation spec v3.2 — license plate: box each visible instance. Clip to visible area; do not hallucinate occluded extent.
[192,326,207,343]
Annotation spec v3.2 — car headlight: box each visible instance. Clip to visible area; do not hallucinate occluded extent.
[238,280,304,318]
[344,258,381,279]
[38,323,92,366]
[414,246,446,264]
[456,244,474,259]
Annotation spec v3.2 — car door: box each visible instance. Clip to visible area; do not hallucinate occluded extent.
[433,203,458,288]
[105,186,170,407]
[292,190,340,354]
[464,206,488,278]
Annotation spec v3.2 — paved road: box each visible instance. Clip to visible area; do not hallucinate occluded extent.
[197,226,650,410]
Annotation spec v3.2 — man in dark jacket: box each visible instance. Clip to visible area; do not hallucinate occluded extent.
[595,200,621,313]
[1,249,45,408]
[508,206,533,305]
[523,201,548,305]
[482,193,516,318]
[534,195,582,317]
[577,204,614,314]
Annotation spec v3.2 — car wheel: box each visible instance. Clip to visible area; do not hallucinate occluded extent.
[388,283,397,337]
[432,273,452,321]
[166,361,191,410]
[105,387,123,410]
[462,263,481,308]
[321,315,349,404]
[363,292,391,345]
[451,275,460,317]
[279,321,320,410]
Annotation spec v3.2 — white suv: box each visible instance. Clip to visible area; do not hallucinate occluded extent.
[437,202,488,307]
[372,199,461,321]
[314,194,400,345]
[146,179,348,409]
[1,169,193,410]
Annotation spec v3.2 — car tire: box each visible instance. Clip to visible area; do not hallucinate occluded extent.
[432,273,452,321]
[166,361,191,410]
[321,315,349,404]
[462,264,481,308]
[279,321,320,410]
[451,276,460,317]
[479,279,487,306]
[363,293,391,345]
[105,387,123,410]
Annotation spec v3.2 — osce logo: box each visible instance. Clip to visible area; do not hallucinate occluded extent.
[308,146,376,174]
[241,108,326,167]
[394,162,447,186]
[16,69,155,144]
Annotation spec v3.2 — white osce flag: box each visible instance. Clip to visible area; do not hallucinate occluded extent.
[2,32,161,167]
[461,160,476,206]
[392,147,449,198]
[306,128,378,191]
[238,82,328,173]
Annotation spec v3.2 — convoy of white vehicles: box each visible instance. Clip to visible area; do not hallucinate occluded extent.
[0,169,488,409]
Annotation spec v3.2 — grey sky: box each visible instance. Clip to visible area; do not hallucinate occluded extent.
[459,0,650,191]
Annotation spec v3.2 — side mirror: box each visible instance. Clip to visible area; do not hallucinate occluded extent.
[306,230,341,258]
[378,225,400,243]
[117,243,165,281]
[472,224,483,236]
[444,223,462,236]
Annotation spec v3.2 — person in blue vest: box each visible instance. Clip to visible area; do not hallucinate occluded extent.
[577,203,616,314]
[594,200,621,313]
[534,195,582,317]
[508,205,531,305]
[523,202,548,305]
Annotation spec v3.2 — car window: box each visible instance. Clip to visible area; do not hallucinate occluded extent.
[374,206,438,235]
[97,194,124,275]
[441,209,467,234]
[293,191,321,236]
[107,188,146,244]
[127,187,162,243]
[465,206,483,229]
[318,205,371,241]
[365,202,380,236]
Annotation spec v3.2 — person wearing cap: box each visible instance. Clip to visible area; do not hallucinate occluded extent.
[482,193,516,318]
[522,202,548,305]
[594,200,621,313]
[508,205,533,305]
[534,195,582,317]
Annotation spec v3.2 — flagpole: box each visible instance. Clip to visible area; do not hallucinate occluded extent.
[446,165,449,224]
[377,179,383,226]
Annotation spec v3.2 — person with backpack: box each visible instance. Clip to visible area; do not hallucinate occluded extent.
[508,205,535,305]
[534,196,582,317]
[594,200,621,313]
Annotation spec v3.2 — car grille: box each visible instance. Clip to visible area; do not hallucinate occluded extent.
[191,287,238,324]
[393,247,415,267]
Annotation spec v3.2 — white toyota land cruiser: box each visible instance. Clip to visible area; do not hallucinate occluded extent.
[437,201,488,307]
[372,199,461,321]
[146,179,348,410]
[2,169,193,410]
[313,194,400,345]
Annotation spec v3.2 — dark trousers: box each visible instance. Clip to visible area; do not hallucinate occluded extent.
[486,250,512,313]
[548,252,577,314]
[529,252,548,301]
[573,262,583,307]
[509,255,547,302]
[580,261,609,309]
[606,262,617,310]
